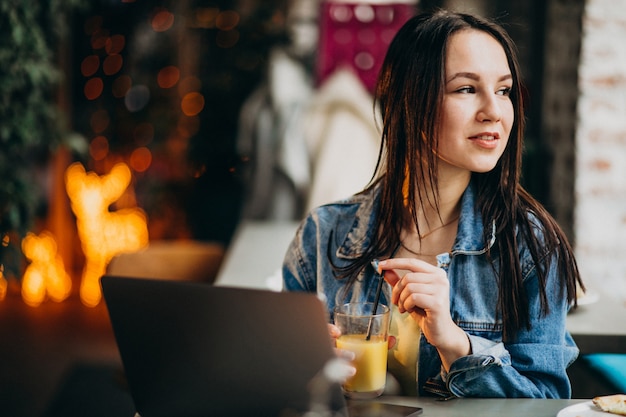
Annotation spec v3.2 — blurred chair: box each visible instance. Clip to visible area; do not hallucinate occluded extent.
[106,241,224,283]
[583,353,626,393]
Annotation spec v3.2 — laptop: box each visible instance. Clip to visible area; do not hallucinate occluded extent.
[101,275,422,417]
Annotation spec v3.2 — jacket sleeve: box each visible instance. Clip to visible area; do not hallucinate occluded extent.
[444,257,579,398]
[282,216,318,293]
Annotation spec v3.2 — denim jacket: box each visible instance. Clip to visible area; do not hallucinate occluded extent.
[282,180,579,398]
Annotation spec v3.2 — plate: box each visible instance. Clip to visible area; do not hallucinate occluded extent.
[557,401,606,417]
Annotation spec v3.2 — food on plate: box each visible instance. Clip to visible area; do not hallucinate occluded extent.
[593,394,626,415]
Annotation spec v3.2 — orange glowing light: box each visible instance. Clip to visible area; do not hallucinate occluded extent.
[21,231,72,307]
[177,76,202,96]
[66,162,149,307]
[103,54,123,76]
[152,9,174,32]
[81,55,100,77]
[157,66,180,89]
[216,10,240,30]
[105,34,126,55]
[195,7,219,28]
[0,268,7,302]
[181,92,205,116]
[85,78,104,100]
[112,75,132,98]
[89,136,110,161]
[130,147,152,172]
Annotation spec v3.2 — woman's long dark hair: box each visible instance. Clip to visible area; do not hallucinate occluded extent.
[334,10,583,340]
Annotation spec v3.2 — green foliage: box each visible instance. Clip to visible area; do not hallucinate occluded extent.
[0,0,87,278]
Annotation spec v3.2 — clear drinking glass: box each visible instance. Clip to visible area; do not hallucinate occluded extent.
[334,302,390,399]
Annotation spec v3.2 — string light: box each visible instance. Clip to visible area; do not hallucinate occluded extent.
[84,77,103,100]
[130,147,152,173]
[157,66,180,89]
[89,136,109,161]
[181,92,205,116]
[81,55,100,77]
[151,9,174,32]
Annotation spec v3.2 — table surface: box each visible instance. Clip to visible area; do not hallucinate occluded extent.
[371,396,588,417]
[216,221,626,353]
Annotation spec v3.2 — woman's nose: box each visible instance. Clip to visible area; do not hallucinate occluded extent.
[477,94,503,123]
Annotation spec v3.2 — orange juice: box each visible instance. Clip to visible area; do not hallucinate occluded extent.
[336,334,387,394]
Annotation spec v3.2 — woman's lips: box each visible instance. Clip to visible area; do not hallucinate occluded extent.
[469,132,500,141]
[469,132,500,148]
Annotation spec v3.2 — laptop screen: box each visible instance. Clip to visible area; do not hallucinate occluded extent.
[101,276,347,417]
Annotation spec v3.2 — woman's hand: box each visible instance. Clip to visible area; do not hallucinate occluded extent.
[327,323,356,381]
[377,258,470,370]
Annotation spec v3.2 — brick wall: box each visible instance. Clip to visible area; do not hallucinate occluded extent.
[576,0,626,300]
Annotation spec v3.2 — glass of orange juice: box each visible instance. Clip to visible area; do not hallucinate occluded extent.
[334,302,390,399]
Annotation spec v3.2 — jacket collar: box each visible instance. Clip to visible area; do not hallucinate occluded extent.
[336,180,495,260]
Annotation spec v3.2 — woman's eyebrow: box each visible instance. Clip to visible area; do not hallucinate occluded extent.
[446,72,512,83]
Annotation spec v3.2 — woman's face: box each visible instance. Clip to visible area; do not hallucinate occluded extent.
[436,29,514,175]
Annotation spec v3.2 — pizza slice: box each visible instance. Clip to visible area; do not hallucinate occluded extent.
[593,394,626,416]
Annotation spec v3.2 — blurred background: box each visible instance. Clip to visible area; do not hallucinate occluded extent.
[1,0,625,416]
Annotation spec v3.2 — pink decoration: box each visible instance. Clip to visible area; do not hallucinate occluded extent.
[316,1,416,93]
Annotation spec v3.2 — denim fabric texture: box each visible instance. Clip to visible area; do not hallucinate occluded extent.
[282,180,579,398]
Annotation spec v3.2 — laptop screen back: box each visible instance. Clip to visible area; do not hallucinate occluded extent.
[101,276,346,417]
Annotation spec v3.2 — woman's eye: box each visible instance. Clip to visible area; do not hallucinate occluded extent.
[456,86,474,94]
[497,87,512,96]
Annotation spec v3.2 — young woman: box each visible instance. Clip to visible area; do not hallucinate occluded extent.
[282,9,583,399]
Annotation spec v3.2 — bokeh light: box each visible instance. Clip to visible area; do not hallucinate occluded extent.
[124,85,150,112]
[181,92,205,116]
[91,28,110,49]
[103,54,123,75]
[216,10,240,30]
[0,268,6,301]
[105,34,125,54]
[89,136,109,161]
[157,65,180,89]
[195,7,219,28]
[65,162,148,307]
[152,9,174,32]
[177,75,201,96]
[130,147,152,172]
[81,55,100,77]
[84,77,104,100]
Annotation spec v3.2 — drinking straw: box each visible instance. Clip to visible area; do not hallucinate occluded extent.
[366,259,384,341]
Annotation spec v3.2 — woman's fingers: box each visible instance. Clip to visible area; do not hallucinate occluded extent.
[388,335,397,350]
[379,257,439,274]
[378,257,450,316]
[328,323,341,341]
